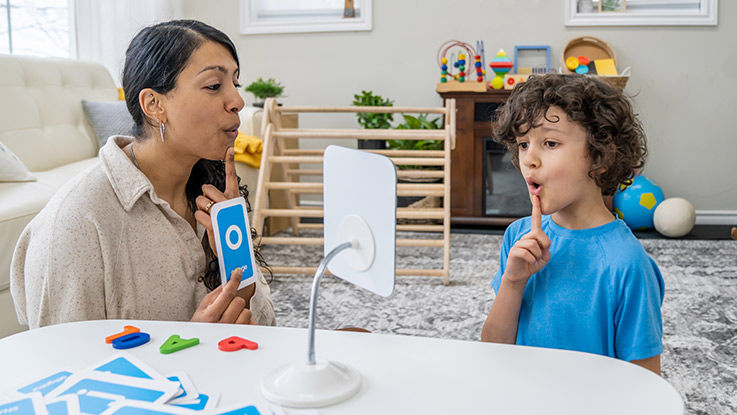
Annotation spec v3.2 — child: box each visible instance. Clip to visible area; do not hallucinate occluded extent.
[480,74,664,375]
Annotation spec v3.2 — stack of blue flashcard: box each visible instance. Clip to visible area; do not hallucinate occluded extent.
[0,353,280,415]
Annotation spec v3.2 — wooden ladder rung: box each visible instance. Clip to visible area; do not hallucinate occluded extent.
[270,156,445,166]
[265,182,445,197]
[286,169,322,176]
[275,106,447,114]
[398,224,444,232]
[285,170,446,179]
[398,170,445,179]
[294,223,444,232]
[282,149,446,158]
[259,236,443,248]
[261,208,445,219]
[273,129,446,140]
[262,266,446,277]
[299,223,324,230]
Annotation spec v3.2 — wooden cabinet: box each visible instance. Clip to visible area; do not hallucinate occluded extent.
[438,89,517,226]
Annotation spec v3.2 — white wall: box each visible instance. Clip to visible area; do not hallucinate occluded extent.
[183,0,737,215]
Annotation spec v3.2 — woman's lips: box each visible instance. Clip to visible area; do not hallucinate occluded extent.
[225,128,238,140]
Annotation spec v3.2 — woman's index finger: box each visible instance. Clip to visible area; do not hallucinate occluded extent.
[224,147,239,198]
[531,194,542,231]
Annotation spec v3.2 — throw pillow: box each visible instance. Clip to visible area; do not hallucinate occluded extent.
[81,100,135,147]
[0,141,36,182]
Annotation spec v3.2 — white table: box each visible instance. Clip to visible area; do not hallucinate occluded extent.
[0,320,683,414]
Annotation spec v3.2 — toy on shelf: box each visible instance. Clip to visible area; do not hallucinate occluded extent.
[488,49,513,90]
[513,45,551,74]
[440,57,449,83]
[562,36,629,91]
[475,40,487,82]
[503,73,531,90]
[436,40,486,92]
[455,52,467,82]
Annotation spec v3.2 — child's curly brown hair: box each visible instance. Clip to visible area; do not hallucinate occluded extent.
[493,73,647,196]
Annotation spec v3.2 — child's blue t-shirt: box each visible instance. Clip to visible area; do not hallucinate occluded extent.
[491,215,664,361]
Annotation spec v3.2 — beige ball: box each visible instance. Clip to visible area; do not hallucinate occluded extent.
[653,197,696,238]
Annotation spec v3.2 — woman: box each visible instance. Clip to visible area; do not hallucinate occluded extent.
[10,20,275,328]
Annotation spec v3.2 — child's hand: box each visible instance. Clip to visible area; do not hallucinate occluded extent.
[503,194,551,287]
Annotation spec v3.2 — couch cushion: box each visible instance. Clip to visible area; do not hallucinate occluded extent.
[33,157,100,192]
[0,141,35,182]
[0,55,117,171]
[0,157,99,289]
[82,100,135,147]
[0,181,55,223]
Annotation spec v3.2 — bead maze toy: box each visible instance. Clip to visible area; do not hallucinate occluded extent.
[436,40,487,92]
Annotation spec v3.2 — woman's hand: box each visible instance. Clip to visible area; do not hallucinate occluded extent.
[194,147,240,253]
[191,268,256,324]
[503,194,551,287]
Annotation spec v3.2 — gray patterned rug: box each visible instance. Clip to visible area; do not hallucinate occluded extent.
[261,231,737,415]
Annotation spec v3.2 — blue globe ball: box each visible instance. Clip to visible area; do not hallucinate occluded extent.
[612,175,665,231]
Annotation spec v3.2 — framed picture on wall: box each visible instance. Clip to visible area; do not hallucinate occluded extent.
[240,0,373,35]
[599,0,626,12]
[566,0,718,26]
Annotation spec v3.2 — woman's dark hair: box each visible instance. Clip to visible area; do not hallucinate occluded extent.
[122,19,270,290]
[493,73,647,196]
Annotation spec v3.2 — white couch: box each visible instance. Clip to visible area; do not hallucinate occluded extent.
[0,54,263,338]
[0,54,118,338]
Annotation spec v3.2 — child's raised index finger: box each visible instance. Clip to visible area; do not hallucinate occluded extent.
[224,147,239,198]
[531,194,542,231]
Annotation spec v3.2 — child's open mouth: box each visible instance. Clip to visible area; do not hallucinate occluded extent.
[526,179,543,196]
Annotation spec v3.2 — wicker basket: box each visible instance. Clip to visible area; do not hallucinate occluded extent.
[562,36,628,91]
[594,75,629,91]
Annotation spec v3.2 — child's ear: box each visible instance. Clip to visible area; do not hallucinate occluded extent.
[596,143,618,174]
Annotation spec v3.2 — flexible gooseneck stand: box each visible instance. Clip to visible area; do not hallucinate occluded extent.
[307,241,352,365]
[261,145,396,408]
[260,241,365,408]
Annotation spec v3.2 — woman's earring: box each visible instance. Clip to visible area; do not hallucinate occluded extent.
[159,121,166,143]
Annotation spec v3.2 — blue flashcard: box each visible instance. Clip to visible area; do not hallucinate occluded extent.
[46,371,178,415]
[92,354,164,380]
[165,372,198,404]
[214,403,264,415]
[170,392,219,412]
[0,392,48,415]
[99,401,195,415]
[211,197,257,290]
[45,396,80,415]
[17,370,72,396]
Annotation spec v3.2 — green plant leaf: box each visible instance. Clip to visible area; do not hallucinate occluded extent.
[245,77,285,100]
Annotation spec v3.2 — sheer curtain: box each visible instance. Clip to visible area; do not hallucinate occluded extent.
[74,0,183,85]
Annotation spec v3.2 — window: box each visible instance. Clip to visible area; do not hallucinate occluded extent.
[240,0,372,35]
[0,0,73,57]
[565,0,718,26]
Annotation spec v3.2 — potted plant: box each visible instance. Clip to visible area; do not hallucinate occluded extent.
[352,90,393,150]
[389,114,444,208]
[244,78,285,108]
[389,113,443,172]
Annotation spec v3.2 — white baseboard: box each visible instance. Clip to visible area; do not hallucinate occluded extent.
[695,211,737,226]
[298,202,736,226]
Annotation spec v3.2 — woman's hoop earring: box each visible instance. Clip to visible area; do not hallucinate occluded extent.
[159,121,166,143]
